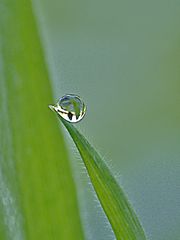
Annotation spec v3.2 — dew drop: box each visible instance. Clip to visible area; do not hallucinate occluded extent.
[49,94,86,123]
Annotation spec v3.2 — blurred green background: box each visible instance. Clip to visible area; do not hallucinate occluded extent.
[34,0,180,239]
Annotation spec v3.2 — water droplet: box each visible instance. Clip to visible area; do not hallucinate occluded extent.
[49,94,86,123]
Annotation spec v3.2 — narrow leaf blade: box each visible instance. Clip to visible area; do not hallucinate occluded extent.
[60,117,147,240]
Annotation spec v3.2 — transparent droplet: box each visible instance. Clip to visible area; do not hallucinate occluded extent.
[49,94,86,123]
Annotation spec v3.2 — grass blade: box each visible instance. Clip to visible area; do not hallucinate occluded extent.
[0,0,84,239]
[58,116,147,240]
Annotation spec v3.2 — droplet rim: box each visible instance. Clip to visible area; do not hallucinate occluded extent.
[49,94,86,123]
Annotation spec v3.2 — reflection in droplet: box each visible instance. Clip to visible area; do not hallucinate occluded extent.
[49,94,86,123]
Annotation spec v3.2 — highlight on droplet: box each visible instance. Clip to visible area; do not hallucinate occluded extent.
[49,94,86,123]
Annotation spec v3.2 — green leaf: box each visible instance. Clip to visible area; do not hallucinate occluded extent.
[0,0,84,239]
[58,116,147,240]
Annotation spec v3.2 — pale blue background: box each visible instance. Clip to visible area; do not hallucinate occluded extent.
[34,1,180,239]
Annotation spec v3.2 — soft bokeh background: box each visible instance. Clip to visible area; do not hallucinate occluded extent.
[34,1,180,239]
